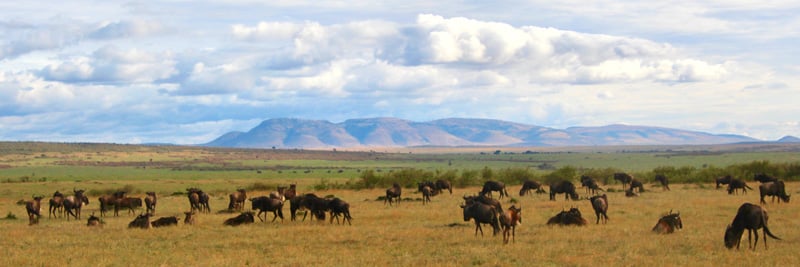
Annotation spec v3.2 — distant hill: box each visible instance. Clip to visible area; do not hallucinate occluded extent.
[204,117,760,148]
[777,136,800,143]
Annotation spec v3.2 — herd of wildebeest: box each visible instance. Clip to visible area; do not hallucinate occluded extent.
[20,172,791,248]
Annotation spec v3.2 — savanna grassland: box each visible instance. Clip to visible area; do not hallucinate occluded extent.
[1,142,800,266]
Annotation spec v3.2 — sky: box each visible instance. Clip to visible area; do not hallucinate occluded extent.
[1,1,799,144]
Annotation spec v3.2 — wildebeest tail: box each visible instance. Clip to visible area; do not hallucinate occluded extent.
[745,184,753,190]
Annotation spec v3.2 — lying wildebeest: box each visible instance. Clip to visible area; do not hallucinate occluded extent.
[463,194,502,213]
[228,189,247,211]
[629,179,645,193]
[25,195,45,225]
[727,179,752,195]
[549,180,579,201]
[87,213,101,227]
[49,190,65,219]
[63,189,89,221]
[625,189,639,197]
[759,181,790,204]
[327,197,352,225]
[754,173,778,184]
[519,180,545,196]
[652,210,682,234]
[655,174,670,191]
[151,216,179,228]
[724,203,781,250]
[98,191,126,217]
[716,175,732,189]
[546,207,587,226]
[384,183,402,207]
[580,175,604,195]
[436,179,453,195]
[128,213,151,229]
[183,211,196,225]
[460,201,500,236]
[480,180,509,199]
[589,194,609,224]
[613,172,633,190]
[116,197,143,216]
[250,196,284,222]
[421,185,438,205]
[499,205,522,244]
[224,211,255,226]
[144,192,157,215]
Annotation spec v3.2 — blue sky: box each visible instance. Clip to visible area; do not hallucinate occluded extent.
[1,1,798,144]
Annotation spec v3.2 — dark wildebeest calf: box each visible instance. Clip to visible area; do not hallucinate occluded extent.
[589,194,609,224]
[549,180,579,201]
[652,210,682,234]
[144,192,157,215]
[519,180,545,196]
[25,195,45,225]
[499,205,522,244]
[655,174,670,191]
[613,172,633,190]
[460,201,500,236]
[480,180,509,199]
[724,203,781,250]
[727,179,752,195]
[224,211,255,226]
[250,196,284,222]
[759,181,790,204]
[384,183,402,207]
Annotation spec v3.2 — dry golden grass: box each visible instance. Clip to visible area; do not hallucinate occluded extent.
[1,183,799,266]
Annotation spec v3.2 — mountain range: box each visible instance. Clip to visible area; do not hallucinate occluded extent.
[204,117,797,149]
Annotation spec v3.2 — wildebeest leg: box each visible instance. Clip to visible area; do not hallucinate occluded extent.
[474,222,483,236]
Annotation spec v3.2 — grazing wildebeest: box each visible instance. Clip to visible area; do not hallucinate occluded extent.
[724,203,781,250]
[48,191,65,219]
[589,194,609,224]
[727,179,752,195]
[25,195,45,225]
[327,197,352,225]
[652,210,682,234]
[613,173,633,190]
[98,191,126,217]
[460,201,500,236]
[580,175,604,195]
[228,189,247,211]
[546,207,587,226]
[629,179,645,193]
[63,189,89,221]
[151,216,179,228]
[116,197,143,216]
[549,180,579,201]
[499,205,522,244]
[384,183,402,207]
[421,185,438,205]
[655,174,670,191]
[480,180,509,199]
[754,173,778,184]
[716,175,732,189]
[463,194,503,213]
[519,180,545,196]
[250,196,285,222]
[87,213,101,227]
[436,179,453,195]
[183,211,196,225]
[128,213,151,229]
[759,181,790,204]
[144,192,157,215]
[224,211,255,226]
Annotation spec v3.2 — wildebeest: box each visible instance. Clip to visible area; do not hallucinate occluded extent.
[98,191,126,217]
[436,179,453,195]
[25,195,45,225]
[519,180,545,196]
[463,194,502,213]
[589,194,609,224]
[289,194,311,221]
[128,213,151,229]
[546,207,587,226]
[625,189,639,197]
[224,211,255,226]
[48,191,64,219]
[187,188,210,213]
[499,205,522,244]
[727,179,752,195]
[613,173,633,190]
[183,211,196,225]
[270,186,286,202]
[655,174,670,191]
[759,181,790,204]
[144,192,157,215]
[63,189,89,221]
[629,179,645,193]
[421,185,438,205]
[87,213,101,227]
[228,189,247,211]
[284,184,298,200]
[116,197,143,216]
[384,183,402,207]
[480,180,509,199]
[327,197,352,225]
[580,175,604,195]
[754,173,778,184]
[724,203,781,250]
[715,175,732,189]
[652,210,682,234]
[250,196,284,222]
[549,180,579,201]
[151,216,179,228]
[460,201,500,236]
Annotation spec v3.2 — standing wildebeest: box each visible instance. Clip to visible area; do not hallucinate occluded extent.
[460,201,500,236]
[480,180,509,199]
[629,179,645,193]
[98,191,126,217]
[759,181,790,204]
[187,188,210,213]
[199,190,211,213]
[151,216,179,227]
[228,189,247,211]
[463,194,502,214]
[499,205,522,244]
[436,179,453,195]
[549,180,579,201]
[727,179,752,195]
[754,173,778,184]
[116,197,143,216]
[25,195,45,225]
[144,192,157,215]
[421,185,438,205]
[652,210,682,234]
[580,175,604,195]
[224,211,255,226]
[655,174,670,191]
[724,203,781,250]
[128,213,151,229]
[613,173,633,190]
[250,196,285,222]
[716,175,732,189]
[519,180,545,196]
[327,197,352,225]
[546,207,587,226]
[384,183,402,206]
[284,184,298,201]
[589,194,609,224]
[63,189,89,221]
[48,191,65,219]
